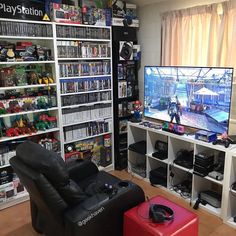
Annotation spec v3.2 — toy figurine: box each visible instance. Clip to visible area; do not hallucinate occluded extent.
[38,114,57,128]
[37,97,50,109]
[28,71,39,85]
[0,102,7,114]
[38,72,54,85]
[6,127,20,137]
[131,100,143,123]
[12,116,36,136]
[6,48,15,62]
[7,100,22,113]
[22,98,37,111]
[35,121,50,131]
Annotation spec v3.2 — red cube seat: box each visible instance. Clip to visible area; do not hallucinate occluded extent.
[124,195,198,236]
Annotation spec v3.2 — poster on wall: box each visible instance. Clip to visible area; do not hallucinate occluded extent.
[0,0,52,21]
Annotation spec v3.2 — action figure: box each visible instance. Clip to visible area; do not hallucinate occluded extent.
[131,100,142,123]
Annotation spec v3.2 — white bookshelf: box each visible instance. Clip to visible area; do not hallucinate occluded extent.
[128,121,236,222]
[0,18,62,210]
[0,18,115,210]
[54,23,114,170]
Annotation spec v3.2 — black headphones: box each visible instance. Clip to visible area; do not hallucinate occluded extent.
[149,204,174,223]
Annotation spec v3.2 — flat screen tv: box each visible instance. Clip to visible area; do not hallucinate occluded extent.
[144,66,234,134]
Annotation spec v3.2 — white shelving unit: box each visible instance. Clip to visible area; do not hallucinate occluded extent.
[0,18,62,210]
[54,22,114,171]
[128,121,236,222]
[0,18,115,210]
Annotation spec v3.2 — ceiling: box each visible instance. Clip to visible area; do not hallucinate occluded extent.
[127,0,168,7]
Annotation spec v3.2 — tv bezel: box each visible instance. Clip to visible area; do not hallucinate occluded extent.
[143,65,234,134]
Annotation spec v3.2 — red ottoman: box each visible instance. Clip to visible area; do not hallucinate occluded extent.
[124,196,198,236]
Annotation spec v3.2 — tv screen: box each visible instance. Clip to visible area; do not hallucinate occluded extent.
[144,66,234,134]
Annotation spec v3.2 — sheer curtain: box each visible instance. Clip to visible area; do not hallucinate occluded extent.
[161,0,236,69]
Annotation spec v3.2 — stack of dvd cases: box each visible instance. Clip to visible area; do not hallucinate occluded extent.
[62,103,112,125]
[0,21,53,37]
[64,119,111,142]
[60,77,111,94]
[59,61,111,77]
[56,25,110,40]
[61,91,111,107]
[57,41,110,58]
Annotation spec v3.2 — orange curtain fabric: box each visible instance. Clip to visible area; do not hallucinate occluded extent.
[161,0,236,70]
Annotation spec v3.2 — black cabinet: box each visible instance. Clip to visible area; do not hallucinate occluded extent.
[112,26,139,170]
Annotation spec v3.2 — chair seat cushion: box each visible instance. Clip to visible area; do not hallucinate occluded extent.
[16,141,87,205]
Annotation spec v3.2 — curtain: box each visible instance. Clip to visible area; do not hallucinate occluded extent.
[161,0,236,70]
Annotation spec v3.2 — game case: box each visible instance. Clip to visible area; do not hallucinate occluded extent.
[50,3,82,24]
[118,81,127,98]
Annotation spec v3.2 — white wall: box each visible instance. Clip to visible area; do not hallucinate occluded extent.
[137,0,236,134]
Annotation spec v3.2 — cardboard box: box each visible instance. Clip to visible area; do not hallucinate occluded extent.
[50,3,82,24]
[0,182,14,203]
[81,0,112,26]
[82,7,112,26]
[112,17,139,27]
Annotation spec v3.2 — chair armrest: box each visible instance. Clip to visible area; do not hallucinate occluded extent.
[66,159,98,182]
[64,182,145,236]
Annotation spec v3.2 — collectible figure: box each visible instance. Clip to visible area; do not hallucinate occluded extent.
[131,100,142,123]
[28,71,39,85]
[6,127,20,137]
[22,98,37,111]
[6,48,15,62]
[37,97,50,109]
[0,102,7,114]
[7,100,22,113]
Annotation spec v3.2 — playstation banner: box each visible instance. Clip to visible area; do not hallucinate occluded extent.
[0,0,61,21]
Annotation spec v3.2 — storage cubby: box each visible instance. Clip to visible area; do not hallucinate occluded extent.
[128,124,147,145]
[169,165,192,199]
[193,174,222,216]
[147,157,167,187]
[147,130,168,157]
[227,193,236,226]
[194,145,225,185]
[128,150,146,178]
[169,137,194,171]
[128,121,236,222]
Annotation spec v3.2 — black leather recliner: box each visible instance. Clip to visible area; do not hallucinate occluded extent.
[10,141,145,236]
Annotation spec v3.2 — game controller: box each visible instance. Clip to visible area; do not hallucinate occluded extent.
[212,139,231,148]
[101,183,118,199]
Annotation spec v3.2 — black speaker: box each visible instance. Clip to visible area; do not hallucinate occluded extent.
[149,204,174,223]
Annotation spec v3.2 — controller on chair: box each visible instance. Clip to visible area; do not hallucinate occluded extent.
[101,183,118,199]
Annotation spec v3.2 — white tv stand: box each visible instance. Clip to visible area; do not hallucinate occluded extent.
[127,121,236,228]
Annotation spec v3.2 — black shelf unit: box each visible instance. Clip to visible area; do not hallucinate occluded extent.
[112,26,139,170]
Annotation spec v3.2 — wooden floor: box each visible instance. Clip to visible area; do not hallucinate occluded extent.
[0,170,236,236]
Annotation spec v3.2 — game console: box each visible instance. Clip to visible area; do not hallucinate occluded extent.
[174,149,194,169]
[152,140,168,160]
[128,140,146,155]
[194,153,214,166]
[149,166,167,187]
[208,171,223,181]
[193,190,222,209]
[194,152,215,176]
